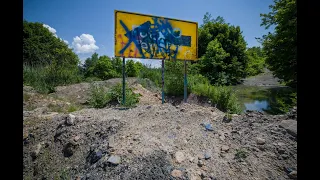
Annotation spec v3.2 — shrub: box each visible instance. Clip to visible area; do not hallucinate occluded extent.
[139,66,162,87]
[109,83,140,107]
[88,84,111,108]
[23,65,81,94]
[88,83,140,108]
[234,149,248,161]
[189,75,241,114]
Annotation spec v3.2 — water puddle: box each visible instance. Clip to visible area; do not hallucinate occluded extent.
[232,85,296,115]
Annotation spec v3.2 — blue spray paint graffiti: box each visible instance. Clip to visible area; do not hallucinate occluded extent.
[119,17,191,59]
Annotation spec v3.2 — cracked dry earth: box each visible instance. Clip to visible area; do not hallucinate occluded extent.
[23,83,297,180]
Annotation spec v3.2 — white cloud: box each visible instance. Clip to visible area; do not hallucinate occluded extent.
[72,34,99,54]
[43,24,70,46]
[132,58,141,63]
[43,24,57,37]
[63,40,69,45]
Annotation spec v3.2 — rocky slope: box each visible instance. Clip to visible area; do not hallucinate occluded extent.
[23,81,297,180]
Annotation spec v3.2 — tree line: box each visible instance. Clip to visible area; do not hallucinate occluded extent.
[23,0,296,94]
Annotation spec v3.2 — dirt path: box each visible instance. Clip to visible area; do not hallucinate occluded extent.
[241,69,285,87]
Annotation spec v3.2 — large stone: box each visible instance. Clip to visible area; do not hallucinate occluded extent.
[204,151,212,160]
[107,155,121,165]
[279,120,297,137]
[30,143,42,160]
[221,145,230,152]
[89,150,103,164]
[288,171,297,179]
[175,151,185,163]
[66,114,76,125]
[255,137,266,145]
[171,169,183,178]
[108,136,115,148]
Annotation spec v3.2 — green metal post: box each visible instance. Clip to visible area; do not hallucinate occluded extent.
[184,60,187,103]
[122,57,126,105]
[162,58,165,104]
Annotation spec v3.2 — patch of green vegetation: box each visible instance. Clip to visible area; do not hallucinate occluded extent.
[136,78,161,93]
[47,103,64,113]
[25,104,37,111]
[23,93,32,102]
[88,82,140,108]
[67,104,81,112]
[88,84,111,108]
[234,149,248,161]
[108,83,141,107]
[59,169,71,180]
[189,76,242,114]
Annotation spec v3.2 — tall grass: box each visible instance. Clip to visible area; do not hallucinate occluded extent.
[188,74,241,114]
[139,64,241,114]
[88,83,140,108]
[23,65,81,94]
[139,66,162,87]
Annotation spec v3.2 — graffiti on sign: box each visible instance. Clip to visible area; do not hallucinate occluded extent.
[115,10,198,60]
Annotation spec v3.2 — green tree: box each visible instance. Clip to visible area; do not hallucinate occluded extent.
[164,60,184,95]
[198,14,247,85]
[94,55,117,80]
[111,57,123,77]
[23,20,79,67]
[126,59,138,77]
[245,46,266,76]
[23,20,81,93]
[135,61,144,73]
[259,0,297,87]
[83,53,99,77]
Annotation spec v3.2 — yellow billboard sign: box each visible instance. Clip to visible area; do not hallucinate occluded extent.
[114,10,198,60]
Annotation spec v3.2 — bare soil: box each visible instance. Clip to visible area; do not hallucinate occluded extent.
[23,79,297,180]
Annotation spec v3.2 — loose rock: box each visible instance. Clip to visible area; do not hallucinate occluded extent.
[288,170,297,179]
[204,151,211,160]
[279,120,297,137]
[198,160,204,167]
[171,169,183,178]
[108,136,115,148]
[255,137,266,145]
[221,145,230,152]
[66,114,75,125]
[30,143,42,160]
[175,151,185,163]
[107,155,121,165]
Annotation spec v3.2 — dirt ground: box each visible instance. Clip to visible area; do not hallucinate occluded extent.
[23,79,297,180]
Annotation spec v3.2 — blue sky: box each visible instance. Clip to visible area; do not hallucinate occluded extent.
[23,0,274,67]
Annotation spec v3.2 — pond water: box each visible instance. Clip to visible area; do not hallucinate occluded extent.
[232,85,296,115]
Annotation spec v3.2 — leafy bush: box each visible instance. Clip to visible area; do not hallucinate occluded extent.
[23,65,81,94]
[164,60,184,95]
[139,65,162,87]
[136,78,161,93]
[198,14,247,85]
[88,83,140,108]
[84,76,102,82]
[88,84,111,108]
[245,47,266,76]
[189,75,241,114]
[234,149,248,161]
[109,83,140,107]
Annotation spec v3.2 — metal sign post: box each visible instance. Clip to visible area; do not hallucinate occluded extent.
[184,60,188,103]
[122,57,126,105]
[161,58,165,104]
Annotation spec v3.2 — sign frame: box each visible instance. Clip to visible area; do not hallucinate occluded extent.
[114,10,198,61]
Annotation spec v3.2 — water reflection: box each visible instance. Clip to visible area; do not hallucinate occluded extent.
[244,100,269,112]
[232,85,296,115]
